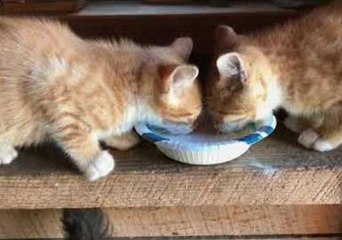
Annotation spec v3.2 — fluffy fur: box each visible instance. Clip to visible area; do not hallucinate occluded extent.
[207,2,342,151]
[0,17,202,180]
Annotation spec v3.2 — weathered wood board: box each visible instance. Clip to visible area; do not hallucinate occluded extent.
[0,122,341,209]
[1,205,342,239]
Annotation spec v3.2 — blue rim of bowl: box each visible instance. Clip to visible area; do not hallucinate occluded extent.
[135,115,277,147]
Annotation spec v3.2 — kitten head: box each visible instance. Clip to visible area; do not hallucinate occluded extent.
[207,25,276,132]
[142,38,202,134]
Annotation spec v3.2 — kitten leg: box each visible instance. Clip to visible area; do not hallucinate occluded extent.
[0,144,18,165]
[298,129,320,149]
[312,126,342,152]
[104,131,140,150]
[54,123,114,181]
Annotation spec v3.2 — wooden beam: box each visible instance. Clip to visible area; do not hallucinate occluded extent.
[0,209,62,239]
[104,205,342,237]
[0,124,341,209]
[1,206,342,239]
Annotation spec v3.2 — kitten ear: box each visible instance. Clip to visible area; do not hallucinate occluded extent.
[171,37,194,61]
[170,65,199,92]
[215,25,239,50]
[158,64,198,94]
[215,25,237,42]
[216,52,247,90]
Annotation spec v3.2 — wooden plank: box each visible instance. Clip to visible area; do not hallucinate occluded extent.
[104,205,342,237]
[70,0,297,17]
[0,123,341,209]
[0,209,62,239]
[1,206,342,239]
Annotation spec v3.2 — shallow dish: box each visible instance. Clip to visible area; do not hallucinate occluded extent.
[135,115,277,165]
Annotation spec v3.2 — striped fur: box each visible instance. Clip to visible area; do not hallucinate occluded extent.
[207,3,342,152]
[0,17,202,180]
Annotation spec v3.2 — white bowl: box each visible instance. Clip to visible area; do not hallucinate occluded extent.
[135,115,277,165]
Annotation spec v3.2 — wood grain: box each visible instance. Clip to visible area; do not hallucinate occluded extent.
[0,209,62,239]
[0,124,341,209]
[104,205,342,237]
[1,205,342,239]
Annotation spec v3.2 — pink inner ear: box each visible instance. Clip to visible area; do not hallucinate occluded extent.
[158,65,178,80]
[157,65,178,93]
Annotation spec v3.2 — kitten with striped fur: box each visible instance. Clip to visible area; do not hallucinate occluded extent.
[208,2,342,151]
[0,17,202,180]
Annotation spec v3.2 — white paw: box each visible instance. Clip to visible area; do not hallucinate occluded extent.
[284,116,301,133]
[85,151,115,181]
[298,129,320,149]
[0,147,18,165]
[313,139,335,152]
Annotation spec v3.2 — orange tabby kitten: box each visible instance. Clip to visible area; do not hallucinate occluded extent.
[207,3,342,152]
[0,17,202,180]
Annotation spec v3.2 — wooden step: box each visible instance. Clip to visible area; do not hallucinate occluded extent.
[0,121,341,209]
[2,206,342,238]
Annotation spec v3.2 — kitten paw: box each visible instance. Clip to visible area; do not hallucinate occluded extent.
[0,147,18,165]
[284,116,302,133]
[313,139,335,152]
[298,129,320,149]
[298,129,338,152]
[84,151,115,181]
[104,132,140,151]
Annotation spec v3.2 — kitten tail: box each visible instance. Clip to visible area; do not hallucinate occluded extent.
[63,208,111,240]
